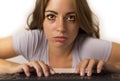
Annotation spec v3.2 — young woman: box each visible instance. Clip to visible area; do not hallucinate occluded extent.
[0,0,120,77]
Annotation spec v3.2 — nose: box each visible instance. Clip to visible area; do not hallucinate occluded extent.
[57,17,66,33]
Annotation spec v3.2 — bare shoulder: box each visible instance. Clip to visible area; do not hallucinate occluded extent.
[107,42,120,64]
[0,36,17,59]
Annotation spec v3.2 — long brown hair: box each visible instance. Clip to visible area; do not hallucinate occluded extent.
[27,0,100,38]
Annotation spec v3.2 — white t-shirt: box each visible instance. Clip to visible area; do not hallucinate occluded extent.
[12,29,112,68]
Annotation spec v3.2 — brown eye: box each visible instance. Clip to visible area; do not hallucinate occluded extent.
[66,15,76,21]
[46,14,56,20]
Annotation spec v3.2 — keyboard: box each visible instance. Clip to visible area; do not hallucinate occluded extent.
[0,71,120,81]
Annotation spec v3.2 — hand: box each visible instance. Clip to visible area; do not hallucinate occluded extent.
[14,61,55,77]
[75,59,104,76]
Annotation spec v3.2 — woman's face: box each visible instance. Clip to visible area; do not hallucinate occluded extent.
[43,0,79,47]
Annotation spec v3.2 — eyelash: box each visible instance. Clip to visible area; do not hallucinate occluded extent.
[45,14,76,22]
[66,15,76,21]
[46,14,56,20]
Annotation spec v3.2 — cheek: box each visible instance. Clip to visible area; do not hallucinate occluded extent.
[72,29,79,38]
[70,26,79,40]
[70,25,79,35]
[43,22,50,38]
[43,20,57,33]
[43,28,51,40]
[43,21,54,39]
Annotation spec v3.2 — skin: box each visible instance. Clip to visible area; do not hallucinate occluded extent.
[43,0,104,76]
[0,0,120,77]
[43,0,79,68]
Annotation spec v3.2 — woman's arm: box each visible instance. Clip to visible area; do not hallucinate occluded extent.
[0,37,55,77]
[0,36,17,58]
[0,36,19,74]
[0,59,20,73]
[105,42,120,72]
[75,42,120,76]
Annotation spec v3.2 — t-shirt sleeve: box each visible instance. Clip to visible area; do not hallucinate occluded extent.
[79,37,112,62]
[12,30,44,61]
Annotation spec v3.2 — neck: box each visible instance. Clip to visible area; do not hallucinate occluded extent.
[48,43,73,58]
[48,43,73,68]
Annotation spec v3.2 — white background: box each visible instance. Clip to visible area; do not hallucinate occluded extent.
[0,0,120,63]
[88,0,120,43]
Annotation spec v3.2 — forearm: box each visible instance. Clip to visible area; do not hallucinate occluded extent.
[104,42,120,73]
[104,63,120,73]
[0,59,20,74]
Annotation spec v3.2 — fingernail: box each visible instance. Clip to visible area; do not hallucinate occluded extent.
[80,71,84,76]
[97,69,101,73]
[87,71,91,76]
[27,73,30,77]
[75,70,78,73]
[51,70,56,74]
[38,72,42,77]
[45,73,49,77]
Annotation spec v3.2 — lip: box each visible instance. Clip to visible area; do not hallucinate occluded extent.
[53,36,67,42]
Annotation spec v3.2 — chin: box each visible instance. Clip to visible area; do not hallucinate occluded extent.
[53,42,66,47]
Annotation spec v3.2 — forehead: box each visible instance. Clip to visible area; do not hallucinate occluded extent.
[45,0,75,12]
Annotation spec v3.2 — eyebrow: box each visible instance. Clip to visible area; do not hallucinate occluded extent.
[45,10,76,15]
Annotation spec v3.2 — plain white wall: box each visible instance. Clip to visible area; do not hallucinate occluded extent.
[0,0,35,38]
[0,0,120,63]
[88,0,120,43]
[0,0,35,63]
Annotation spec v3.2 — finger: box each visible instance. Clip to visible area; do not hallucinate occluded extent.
[97,60,104,73]
[86,59,96,76]
[75,64,80,73]
[80,59,89,76]
[29,61,43,77]
[49,66,56,74]
[39,61,49,77]
[20,64,30,77]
